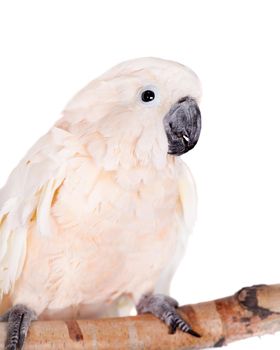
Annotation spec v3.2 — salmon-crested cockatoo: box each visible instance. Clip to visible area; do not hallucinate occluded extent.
[0,57,202,349]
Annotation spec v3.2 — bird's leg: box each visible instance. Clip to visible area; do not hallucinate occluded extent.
[136,294,201,337]
[0,304,37,350]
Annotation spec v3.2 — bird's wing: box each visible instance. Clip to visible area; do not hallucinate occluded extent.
[177,160,198,233]
[0,126,86,298]
[154,160,197,295]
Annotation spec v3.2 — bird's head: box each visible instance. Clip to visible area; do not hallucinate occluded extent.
[60,58,202,168]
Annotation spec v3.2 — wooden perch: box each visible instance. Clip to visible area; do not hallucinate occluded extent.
[0,284,280,349]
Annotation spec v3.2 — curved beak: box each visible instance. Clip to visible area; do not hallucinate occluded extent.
[163,96,201,156]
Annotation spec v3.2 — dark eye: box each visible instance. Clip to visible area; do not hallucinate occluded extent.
[141,90,155,102]
[138,85,159,106]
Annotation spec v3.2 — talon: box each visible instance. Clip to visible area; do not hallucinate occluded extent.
[137,293,200,337]
[187,328,201,338]
[168,319,177,334]
[0,304,37,350]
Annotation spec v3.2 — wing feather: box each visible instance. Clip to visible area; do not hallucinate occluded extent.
[177,160,197,233]
[0,127,85,298]
[155,160,197,295]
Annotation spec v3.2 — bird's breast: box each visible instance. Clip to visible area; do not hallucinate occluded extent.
[11,158,183,319]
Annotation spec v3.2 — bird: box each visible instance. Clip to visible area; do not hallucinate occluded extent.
[0,57,202,349]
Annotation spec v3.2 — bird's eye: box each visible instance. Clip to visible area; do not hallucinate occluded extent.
[141,90,155,102]
[138,85,159,106]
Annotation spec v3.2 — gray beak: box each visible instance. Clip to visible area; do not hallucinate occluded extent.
[163,96,201,156]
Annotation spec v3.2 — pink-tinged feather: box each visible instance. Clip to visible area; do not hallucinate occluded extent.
[0,57,201,319]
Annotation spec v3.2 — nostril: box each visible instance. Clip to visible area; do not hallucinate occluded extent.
[177,96,188,103]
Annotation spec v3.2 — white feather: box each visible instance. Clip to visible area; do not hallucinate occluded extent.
[177,159,197,233]
[0,127,86,298]
[0,58,201,318]
[154,158,197,295]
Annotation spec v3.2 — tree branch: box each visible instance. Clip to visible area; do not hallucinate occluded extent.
[1,284,280,349]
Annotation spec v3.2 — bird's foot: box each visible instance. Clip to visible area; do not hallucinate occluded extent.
[0,304,37,350]
[136,294,201,337]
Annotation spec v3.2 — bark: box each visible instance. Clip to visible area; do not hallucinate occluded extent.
[0,284,280,350]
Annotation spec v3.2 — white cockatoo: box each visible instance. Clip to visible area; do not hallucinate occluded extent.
[0,57,202,349]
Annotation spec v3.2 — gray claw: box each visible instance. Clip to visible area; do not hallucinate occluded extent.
[0,304,37,350]
[137,293,201,337]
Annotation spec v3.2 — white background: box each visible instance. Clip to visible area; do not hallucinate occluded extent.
[0,1,279,348]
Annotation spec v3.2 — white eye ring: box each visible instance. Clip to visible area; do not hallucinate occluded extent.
[138,85,160,107]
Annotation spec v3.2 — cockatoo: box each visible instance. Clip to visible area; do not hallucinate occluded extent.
[0,57,201,349]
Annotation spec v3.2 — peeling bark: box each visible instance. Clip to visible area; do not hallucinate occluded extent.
[0,284,280,349]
